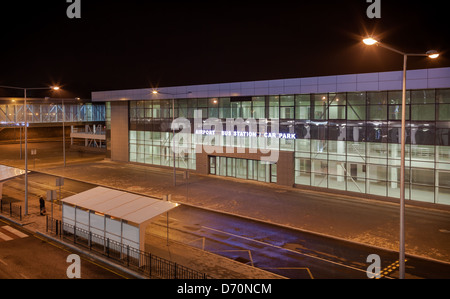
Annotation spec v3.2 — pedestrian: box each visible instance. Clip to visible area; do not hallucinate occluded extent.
[39,196,46,216]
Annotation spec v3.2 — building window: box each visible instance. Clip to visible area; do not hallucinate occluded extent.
[126,88,450,206]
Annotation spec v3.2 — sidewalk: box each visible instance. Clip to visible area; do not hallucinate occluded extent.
[2,157,450,279]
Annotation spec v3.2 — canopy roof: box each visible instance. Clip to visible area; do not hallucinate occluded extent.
[62,186,178,225]
[0,165,26,182]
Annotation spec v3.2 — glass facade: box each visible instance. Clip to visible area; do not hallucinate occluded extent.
[0,102,105,124]
[128,88,450,206]
[209,156,277,183]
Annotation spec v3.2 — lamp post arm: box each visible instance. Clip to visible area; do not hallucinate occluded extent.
[377,43,406,56]
[405,53,430,57]
[376,43,430,58]
[0,85,24,90]
[0,85,54,90]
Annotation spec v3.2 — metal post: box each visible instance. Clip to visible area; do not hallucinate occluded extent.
[362,41,437,279]
[172,97,176,186]
[63,99,66,167]
[24,89,28,215]
[19,126,22,159]
[149,253,152,278]
[0,85,61,216]
[167,211,169,246]
[127,245,130,266]
[399,54,407,280]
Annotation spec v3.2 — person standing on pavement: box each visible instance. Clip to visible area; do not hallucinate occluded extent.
[39,196,46,216]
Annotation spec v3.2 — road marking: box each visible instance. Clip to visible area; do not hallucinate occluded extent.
[0,225,28,242]
[262,267,314,279]
[202,226,368,274]
[378,259,407,279]
[0,231,13,241]
[19,273,29,279]
[2,226,28,238]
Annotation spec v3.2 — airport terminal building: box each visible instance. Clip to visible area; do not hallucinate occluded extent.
[92,67,450,207]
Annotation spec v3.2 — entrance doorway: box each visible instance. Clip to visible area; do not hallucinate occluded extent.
[209,156,277,183]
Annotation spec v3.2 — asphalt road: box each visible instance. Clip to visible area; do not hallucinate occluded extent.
[147,205,450,279]
[0,218,135,279]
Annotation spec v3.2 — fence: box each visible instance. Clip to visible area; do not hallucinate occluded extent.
[46,216,210,279]
[0,200,22,221]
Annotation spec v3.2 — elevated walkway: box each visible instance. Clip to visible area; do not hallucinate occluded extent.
[70,124,106,148]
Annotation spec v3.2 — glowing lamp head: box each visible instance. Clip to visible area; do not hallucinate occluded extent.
[152,90,159,95]
[363,37,378,46]
[52,86,60,91]
[427,50,439,59]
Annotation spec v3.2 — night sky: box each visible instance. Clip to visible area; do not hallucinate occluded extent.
[0,0,448,99]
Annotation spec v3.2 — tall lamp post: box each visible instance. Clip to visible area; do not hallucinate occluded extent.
[0,85,60,215]
[362,37,439,279]
[151,90,192,186]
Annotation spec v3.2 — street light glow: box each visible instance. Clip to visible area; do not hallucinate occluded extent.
[427,50,440,59]
[363,37,378,46]
[152,90,159,94]
[52,86,60,91]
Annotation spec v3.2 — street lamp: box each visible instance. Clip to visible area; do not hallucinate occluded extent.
[0,85,60,215]
[151,90,192,186]
[362,37,439,279]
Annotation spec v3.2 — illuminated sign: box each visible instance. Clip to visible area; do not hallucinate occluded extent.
[195,130,296,140]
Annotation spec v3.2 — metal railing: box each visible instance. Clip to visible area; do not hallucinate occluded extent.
[0,200,22,221]
[46,216,210,279]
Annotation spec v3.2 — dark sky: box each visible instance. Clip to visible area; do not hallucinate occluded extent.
[0,0,448,99]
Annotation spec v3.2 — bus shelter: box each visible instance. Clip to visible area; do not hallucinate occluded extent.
[61,186,178,252]
[0,165,26,200]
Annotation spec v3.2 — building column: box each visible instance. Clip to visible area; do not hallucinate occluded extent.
[391,143,399,189]
[110,102,129,162]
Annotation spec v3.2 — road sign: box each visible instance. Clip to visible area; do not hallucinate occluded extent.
[56,177,64,187]
[46,190,57,202]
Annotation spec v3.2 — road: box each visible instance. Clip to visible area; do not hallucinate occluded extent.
[0,218,135,279]
[147,205,450,279]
